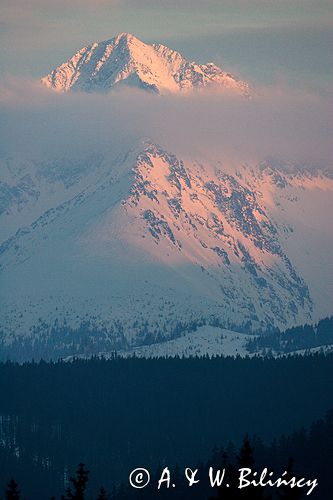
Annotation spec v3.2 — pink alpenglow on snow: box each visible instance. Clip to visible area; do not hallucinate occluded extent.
[41,33,250,96]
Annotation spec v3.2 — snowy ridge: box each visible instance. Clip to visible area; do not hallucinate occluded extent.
[1,140,332,359]
[119,326,253,359]
[41,33,249,95]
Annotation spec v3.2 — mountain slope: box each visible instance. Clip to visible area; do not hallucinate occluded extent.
[41,33,249,95]
[1,140,332,360]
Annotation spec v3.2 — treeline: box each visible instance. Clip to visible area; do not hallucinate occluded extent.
[2,410,333,499]
[1,315,331,363]
[1,463,110,500]
[247,317,333,354]
[0,314,270,363]
[0,354,332,498]
[111,410,333,499]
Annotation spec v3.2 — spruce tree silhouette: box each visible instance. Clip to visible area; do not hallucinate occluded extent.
[236,437,271,499]
[61,463,89,500]
[237,436,255,469]
[209,451,238,499]
[5,479,20,500]
[276,459,304,499]
[210,437,272,500]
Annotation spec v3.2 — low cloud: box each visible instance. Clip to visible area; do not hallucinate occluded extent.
[0,77,332,169]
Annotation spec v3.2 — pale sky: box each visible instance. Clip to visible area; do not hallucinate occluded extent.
[1,0,332,93]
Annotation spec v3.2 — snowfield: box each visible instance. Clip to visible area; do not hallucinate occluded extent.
[119,326,254,358]
[0,34,332,360]
[1,140,332,359]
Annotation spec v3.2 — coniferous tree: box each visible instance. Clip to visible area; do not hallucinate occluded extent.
[210,451,238,499]
[276,459,304,499]
[5,479,20,500]
[236,437,271,500]
[237,436,255,469]
[61,463,89,500]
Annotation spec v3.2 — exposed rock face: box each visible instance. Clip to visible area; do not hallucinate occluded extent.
[1,139,332,359]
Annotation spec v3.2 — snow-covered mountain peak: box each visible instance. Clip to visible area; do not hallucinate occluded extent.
[41,33,250,95]
[1,139,333,359]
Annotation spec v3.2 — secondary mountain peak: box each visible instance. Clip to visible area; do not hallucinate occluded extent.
[41,33,250,95]
[2,138,333,358]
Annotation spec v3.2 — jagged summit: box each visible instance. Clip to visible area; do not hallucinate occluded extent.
[41,33,250,95]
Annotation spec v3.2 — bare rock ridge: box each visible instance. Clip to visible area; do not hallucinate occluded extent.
[41,32,249,95]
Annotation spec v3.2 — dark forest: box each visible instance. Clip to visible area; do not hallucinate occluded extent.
[0,353,332,498]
